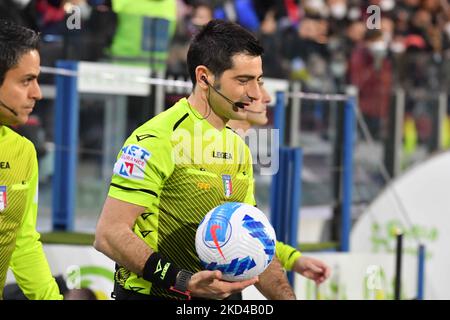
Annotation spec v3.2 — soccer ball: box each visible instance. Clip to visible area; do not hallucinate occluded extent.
[195,202,276,281]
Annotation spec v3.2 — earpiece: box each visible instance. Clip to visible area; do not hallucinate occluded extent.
[200,75,248,109]
[0,99,18,116]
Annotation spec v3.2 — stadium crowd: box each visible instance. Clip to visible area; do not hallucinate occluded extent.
[1,0,449,145]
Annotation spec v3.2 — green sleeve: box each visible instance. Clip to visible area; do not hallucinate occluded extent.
[276,241,302,271]
[108,135,174,209]
[9,150,63,300]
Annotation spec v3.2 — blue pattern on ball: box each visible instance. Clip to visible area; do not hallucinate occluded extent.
[242,214,275,263]
[200,256,257,276]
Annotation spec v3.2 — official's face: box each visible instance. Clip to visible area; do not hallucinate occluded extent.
[0,50,42,126]
[209,53,263,122]
[245,86,271,126]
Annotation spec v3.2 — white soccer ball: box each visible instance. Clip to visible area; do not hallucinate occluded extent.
[195,202,276,281]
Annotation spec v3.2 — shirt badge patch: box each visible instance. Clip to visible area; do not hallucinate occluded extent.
[222,175,232,198]
[197,182,211,191]
[0,186,7,212]
[113,145,151,180]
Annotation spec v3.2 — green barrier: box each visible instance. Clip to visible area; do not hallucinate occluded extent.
[40,232,338,252]
[298,242,340,252]
[40,232,95,246]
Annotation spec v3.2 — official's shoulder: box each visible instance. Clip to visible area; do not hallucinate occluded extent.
[131,99,191,141]
[0,126,36,154]
[226,125,238,135]
[226,125,247,145]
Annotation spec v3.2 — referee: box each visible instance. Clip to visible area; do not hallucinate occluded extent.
[228,86,331,285]
[95,20,296,300]
[0,20,62,300]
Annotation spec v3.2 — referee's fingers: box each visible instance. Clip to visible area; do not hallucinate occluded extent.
[227,276,259,294]
[324,266,332,279]
[308,262,323,273]
[195,270,223,285]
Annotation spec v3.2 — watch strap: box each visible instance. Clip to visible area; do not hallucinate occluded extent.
[169,269,193,299]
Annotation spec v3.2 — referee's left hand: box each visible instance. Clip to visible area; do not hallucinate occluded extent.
[293,256,331,285]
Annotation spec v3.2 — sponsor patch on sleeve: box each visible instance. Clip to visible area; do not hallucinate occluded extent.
[113,145,152,180]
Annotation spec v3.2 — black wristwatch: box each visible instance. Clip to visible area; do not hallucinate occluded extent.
[170,269,194,299]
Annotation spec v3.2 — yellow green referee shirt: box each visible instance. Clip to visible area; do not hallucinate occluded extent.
[108,98,256,298]
[0,125,62,300]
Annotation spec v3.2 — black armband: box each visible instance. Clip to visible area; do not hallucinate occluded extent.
[143,253,194,299]
[142,252,180,289]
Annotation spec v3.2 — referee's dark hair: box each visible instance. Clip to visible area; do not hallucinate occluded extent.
[0,19,40,86]
[187,19,264,87]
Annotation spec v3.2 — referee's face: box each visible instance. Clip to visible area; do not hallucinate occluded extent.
[0,50,42,126]
[209,53,263,122]
[245,85,271,126]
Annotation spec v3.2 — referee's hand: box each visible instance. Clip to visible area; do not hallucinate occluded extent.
[293,256,331,285]
[187,270,258,300]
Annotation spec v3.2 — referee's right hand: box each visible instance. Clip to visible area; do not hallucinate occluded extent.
[188,270,258,300]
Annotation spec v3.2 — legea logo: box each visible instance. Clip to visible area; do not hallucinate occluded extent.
[171,122,280,176]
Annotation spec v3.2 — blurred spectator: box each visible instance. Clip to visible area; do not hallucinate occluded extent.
[403,111,418,156]
[190,1,214,28]
[414,100,433,146]
[443,114,450,149]
[212,0,260,32]
[0,0,38,30]
[83,1,117,61]
[62,1,115,61]
[2,0,448,152]
[409,8,440,53]
[257,8,290,78]
[167,1,213,77]
[35,0,66,36]
[328,0,348,21]
[381,16,394,44]
[327,0,351,36]
[252,0,287,23]
[349,29,393,139]
[107,0,177,71]
[282,13,330,83]
[233,0,260,32]
[34,0,115,72]
[345,20,366,50]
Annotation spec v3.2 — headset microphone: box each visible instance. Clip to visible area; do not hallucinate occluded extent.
[0,99,18,116]
[201,76,248,109]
